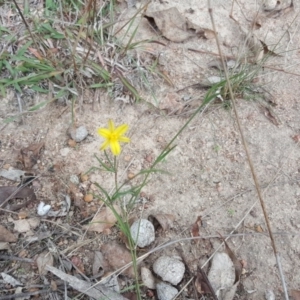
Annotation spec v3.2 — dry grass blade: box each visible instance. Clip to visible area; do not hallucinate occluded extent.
[207,1,289,299]
[46,265,129,300]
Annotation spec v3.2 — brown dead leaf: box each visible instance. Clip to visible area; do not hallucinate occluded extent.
[92,251,107,276]
[292,135,300,143]
[148,213,175,231]
[0,225,17,242]
[291,290,300,300]
[85,205,121,233]
[71,256,85,274]
[191,216,202,238]
[260,40,280,57]
[101,241,134,278]
[255,224,264,233]
[262,107,280,126]
[144,7,212,43]
[19,142,44,170]
[0,186,36,211]
[252,15,264,30]
[144,8,192,42]
[28,48,43,60]
[186,20,215,39]
[195,266,218,299]
[122,292,137,300]
[36,251,54,276]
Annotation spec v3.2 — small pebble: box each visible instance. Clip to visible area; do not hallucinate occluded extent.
[130,219,155,248]
[127,172,135,179]
[69,126,88,142]
[141,267,155,289]
[84,194,93,202]
[70,175,80,185]
[153,256,185,285]
[18,211,28,219]
[80,173,89,182]
[68,139,77,148]
[156,282,178,300]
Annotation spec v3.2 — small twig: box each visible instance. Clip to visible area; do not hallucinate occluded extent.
[11,0,39,52]
[207,2,289,299]
[46,265,129,300]
[0,289,50,300]
[0,255,34,263]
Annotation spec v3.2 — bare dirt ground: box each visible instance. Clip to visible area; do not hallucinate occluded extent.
[1,0,300,299]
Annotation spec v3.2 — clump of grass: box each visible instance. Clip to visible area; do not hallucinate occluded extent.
[0,0,163,121]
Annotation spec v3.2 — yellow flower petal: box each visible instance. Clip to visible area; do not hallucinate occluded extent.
[118,136,130,143]
[110,141,121,156]
[100,140,110,150]
[97,120,130,156]
[97,128,111,138]
[115,124,129,136]
[108,119,115,132]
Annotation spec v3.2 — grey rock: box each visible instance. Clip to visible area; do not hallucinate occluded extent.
[208,252,235,297]
[153,256,185,285]
[101,274,120,293]
[130,219,155,248]
[141,267,155,289]
[156,282,178,300]
[69,126,88,142]
[265,289,275,300]
[0,168,25,181]
[70,175,80,185]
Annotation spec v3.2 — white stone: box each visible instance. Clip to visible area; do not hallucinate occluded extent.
[156,282,178,300]
[70,126,88,142]
[130,219,155,248]
[153,256,185,285]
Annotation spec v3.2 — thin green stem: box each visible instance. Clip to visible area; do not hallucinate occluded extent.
[114,155,118,191]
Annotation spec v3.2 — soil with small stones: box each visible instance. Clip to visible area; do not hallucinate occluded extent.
[1,0,300,299]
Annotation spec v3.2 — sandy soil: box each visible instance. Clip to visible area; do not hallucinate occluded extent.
[1,0,300,299]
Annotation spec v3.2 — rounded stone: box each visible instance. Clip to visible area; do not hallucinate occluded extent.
[153,256,185,285]
[130,219,155,248]
[70,174,80,185]
[69,126,88,142]
[156,282,178,300]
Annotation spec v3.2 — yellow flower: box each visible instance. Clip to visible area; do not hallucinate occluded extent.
[97,120,130,156]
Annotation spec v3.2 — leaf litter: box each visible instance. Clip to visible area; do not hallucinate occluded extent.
[144,7,215,42]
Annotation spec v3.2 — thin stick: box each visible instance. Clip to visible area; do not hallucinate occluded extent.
[207,1,289,299]
[0,289,49,300]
